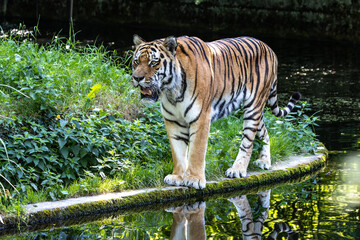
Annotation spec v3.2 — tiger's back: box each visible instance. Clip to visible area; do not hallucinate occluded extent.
[207,37,278,121]
[174,36,280,122]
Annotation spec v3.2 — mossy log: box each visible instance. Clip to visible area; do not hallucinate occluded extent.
[0,149,327,236]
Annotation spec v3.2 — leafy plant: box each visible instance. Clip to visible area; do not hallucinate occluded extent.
[0,104,171,202]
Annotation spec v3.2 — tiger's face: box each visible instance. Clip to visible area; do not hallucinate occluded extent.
[131,35,178,103]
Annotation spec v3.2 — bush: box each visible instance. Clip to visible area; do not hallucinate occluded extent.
[0,35,139,119]
[0,104,171,200]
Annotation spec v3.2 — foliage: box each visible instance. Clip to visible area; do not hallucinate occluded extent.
[0,33,140,119]
[0,104,171,202]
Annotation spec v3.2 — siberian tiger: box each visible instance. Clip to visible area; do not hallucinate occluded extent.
[131,35,300,189]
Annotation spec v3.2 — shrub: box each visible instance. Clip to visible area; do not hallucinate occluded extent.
[0,35,140,119]
[0,104,171,201]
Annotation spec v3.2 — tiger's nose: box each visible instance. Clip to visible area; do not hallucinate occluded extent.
[133,76,144,82]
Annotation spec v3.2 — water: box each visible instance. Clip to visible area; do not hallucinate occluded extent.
[1,24,360,239]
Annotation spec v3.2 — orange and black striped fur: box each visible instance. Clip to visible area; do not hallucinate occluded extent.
[131,35,301,189]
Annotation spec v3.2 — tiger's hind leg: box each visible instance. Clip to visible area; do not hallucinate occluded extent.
[254,115,271,170]
[225,107,260,178]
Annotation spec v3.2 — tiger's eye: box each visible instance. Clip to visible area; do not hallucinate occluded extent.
[150,60,159,66]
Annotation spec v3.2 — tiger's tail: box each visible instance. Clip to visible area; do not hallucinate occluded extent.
[268,79,301,117]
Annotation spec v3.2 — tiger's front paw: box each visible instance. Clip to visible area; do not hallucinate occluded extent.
[182,175,206,189]
[164,174,183,186]
[254,156,271,170]
[225,167,247,178]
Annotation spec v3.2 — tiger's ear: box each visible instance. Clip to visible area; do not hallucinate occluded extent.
[164,36,177,55]
[133,34,145,47]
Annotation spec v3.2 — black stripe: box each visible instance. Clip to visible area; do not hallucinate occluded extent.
[172,135,189,145]
[244,110,261,121]
[243,127,257,132]
[192,38,211,67]
[243,134,252,141]
[290,98,297,104]
[189,111,202,125]
[176,65,187,102]
[179,44,189,57]
[242,143,252,149]
[189,131,197,138]
[191,64,198,98]
[161,103,174,116]
[270,103,278,110]
[164,118,187,128]
[184,94,198,117]
[180,131,189,136]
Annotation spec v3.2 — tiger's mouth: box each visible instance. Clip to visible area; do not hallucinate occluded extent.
[140,87,152,96]
[140,86,159,103]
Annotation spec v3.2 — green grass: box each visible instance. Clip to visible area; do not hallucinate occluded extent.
[0,32,319,216]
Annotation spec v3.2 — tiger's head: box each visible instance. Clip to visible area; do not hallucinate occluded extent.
[131,35,178,103]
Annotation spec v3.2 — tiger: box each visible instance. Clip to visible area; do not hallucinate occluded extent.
[131,35,301,189]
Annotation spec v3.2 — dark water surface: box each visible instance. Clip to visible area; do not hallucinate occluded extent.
[1,24,360,239]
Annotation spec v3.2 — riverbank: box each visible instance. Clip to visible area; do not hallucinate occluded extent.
[0,147,327,235]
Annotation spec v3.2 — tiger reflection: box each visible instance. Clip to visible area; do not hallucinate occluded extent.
[167,201,206,240]
[229,190,271,239]
[229,190,299,240]
[168,190,298,239]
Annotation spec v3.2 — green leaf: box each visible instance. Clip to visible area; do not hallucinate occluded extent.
[14,54,22,62]
[49,192,56,201]
[60,119,68,128]
[30,182,38,191]
[40,104,47,110]
[58,138,67,149]
[60,190,69,195]
[29,92,36,100]
[34,159,39,166]
[72,144,80,157]
[72,119,80,128]
[79,158,88,167]
[60,147,69,159]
